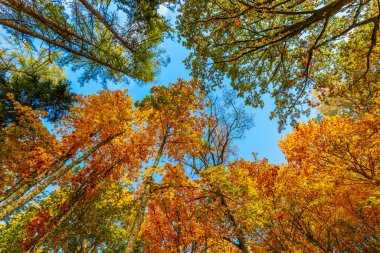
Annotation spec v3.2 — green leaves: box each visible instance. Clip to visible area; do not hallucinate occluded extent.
[177,0,380,130]
[0,0,175,84]
[0,45,75,126]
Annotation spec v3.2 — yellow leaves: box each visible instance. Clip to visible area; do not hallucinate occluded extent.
[269,107,380,251]
[6,93,47,119]
[281,110,380,187]
[0,93,61,188]
[94,183,134,210]
[199,165,226,180]
[364,191,380,207]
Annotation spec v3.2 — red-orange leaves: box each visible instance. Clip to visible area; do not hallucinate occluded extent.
[21,208,52,250]
[143,165,212,253]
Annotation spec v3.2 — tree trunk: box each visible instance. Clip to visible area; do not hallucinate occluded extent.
[0,131,124,220]
[124,178,151,253]
[220,192,254,253]
[124,134,167,252]
[0,154,71,210]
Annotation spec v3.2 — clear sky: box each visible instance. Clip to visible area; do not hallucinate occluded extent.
[67,38,294,165]
[65,7,299,165]
[0,8,295,165]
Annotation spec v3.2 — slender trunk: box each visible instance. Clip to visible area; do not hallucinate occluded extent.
[0,154,71,210]
[0,132,124,220]
[219,192,253,253]
[0,179,26,202]
[124,134,167,253]
[26,195,80,253]
[27,158,122,252]
[123,177,152,253]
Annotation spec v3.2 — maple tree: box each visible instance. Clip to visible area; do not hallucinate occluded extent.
[142,93,256,253]
[124,79,207,253]
[0,88,140,221]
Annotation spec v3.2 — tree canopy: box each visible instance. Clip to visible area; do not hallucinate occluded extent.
[0,44,75,127]
[177,0,380,129]
[1,79,379,252]
[0,0,176,84]
[1,1,380,252]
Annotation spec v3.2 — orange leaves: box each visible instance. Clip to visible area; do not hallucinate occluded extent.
[5,76,380,252]
[21,208,52,250]
[59,89,135,154]
[270,212,288,220]
[268,109,380,252]
[0,94,59,190]
[143,165,212,252]
[280,111,380,186]
[136,79,208,162]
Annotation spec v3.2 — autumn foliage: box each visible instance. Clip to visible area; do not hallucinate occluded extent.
[1,0,380,252]
[1,78,379,252]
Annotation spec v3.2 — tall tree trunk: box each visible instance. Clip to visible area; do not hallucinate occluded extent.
[124,134,167,253]
[219,192,254,253]
[26,195,80,253]
[0,131,124,220]
[0,153,72,210]
[27,158,122,252]
[123,177,152,253]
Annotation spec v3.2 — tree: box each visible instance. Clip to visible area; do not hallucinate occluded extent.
[191,90,254,170]
[0,79,209,252]
[0,89,141,221]
[0,0,176,84]
[124,79,207,252]
[172,92,256,253]
[177,0,380,130]
[0,44,75,127]
[269,104,380,252]
[312,25,380,118]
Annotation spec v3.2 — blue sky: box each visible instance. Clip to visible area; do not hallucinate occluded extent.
[0,7,295,164]
[68,37,293,165]
[65,6,302,165]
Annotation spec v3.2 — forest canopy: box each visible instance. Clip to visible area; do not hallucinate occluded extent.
[177,0,380,129]
[0,0,379,252]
